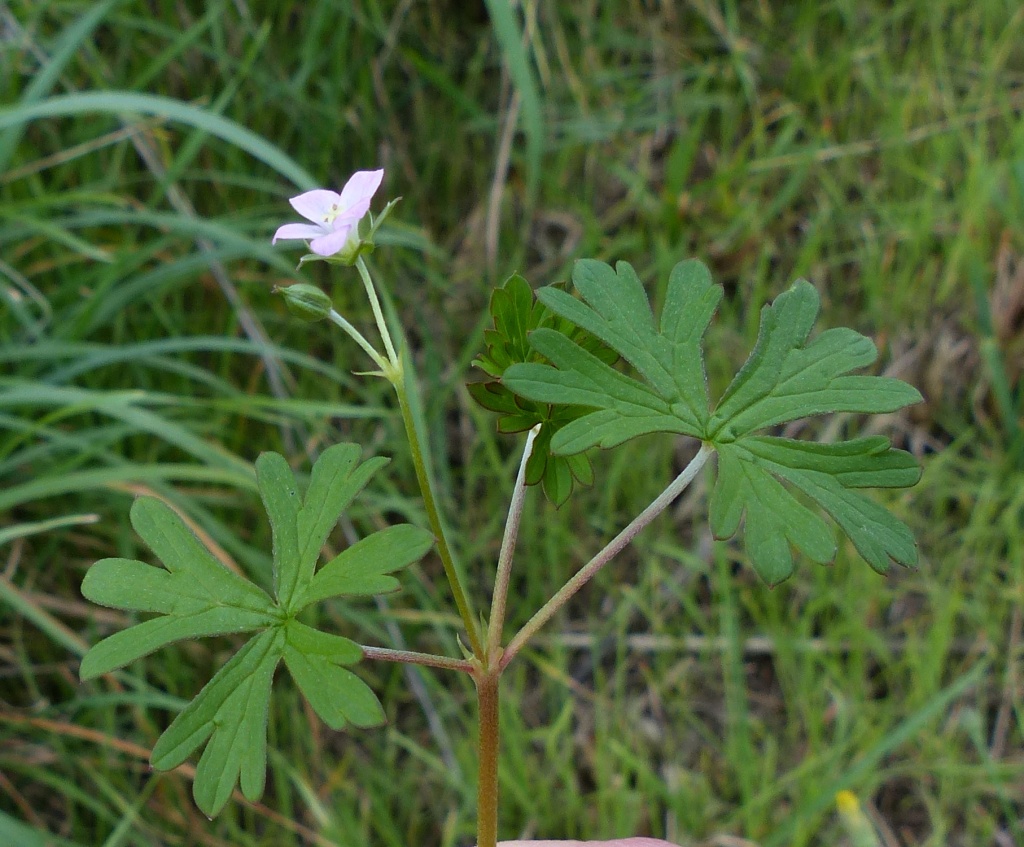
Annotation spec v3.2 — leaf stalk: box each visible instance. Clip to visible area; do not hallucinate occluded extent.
[360,645,474,674]
[486,424,540,659]
[501,442,714,668]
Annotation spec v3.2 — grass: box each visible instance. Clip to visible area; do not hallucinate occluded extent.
[1,0,1023,844]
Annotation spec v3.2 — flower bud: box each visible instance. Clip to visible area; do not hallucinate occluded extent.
[275,283,332,322]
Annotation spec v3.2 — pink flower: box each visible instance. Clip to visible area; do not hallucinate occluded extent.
[273,169,384,257]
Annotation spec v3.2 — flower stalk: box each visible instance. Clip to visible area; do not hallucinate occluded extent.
[326,308,390,373]
[393,368,485,658]
[356,256,399,366]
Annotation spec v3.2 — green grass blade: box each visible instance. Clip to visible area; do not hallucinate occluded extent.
[763,662,989,847]
[0,811,86,847]
[0,513,99,547]
[0,91,318,189]
[483,0,543,205]
[0,0,123,172]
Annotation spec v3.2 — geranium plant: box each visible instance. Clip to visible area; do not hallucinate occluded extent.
[79,169,922,846]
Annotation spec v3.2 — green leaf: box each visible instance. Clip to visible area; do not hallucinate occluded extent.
[734,436,921,575]
[502,258,923,580]
[469,272,619,504]
[472,273,537,376]
[538,259,721,420]
[504,259,721,453]
[296,523,435,609]
[282,621,385,730]
[80,499,276,680]
[710,445,837,585]
[706,283,922,580]
[256,452,301,608]
[541,452,574,507]
[150,628,282,816]
[257,444,390,610]
[80,444,434,816]
[510,327,685,452]
[707,281,922,440]
[296,445,390,608]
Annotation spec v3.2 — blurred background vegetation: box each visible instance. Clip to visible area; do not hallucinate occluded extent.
[1,1,1022,845]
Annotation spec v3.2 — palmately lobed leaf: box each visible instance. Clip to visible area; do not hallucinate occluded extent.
[711,445,837,586]
[255,451,301,605]
[295,444,390,601]
[508,329,686,452]
[150,628,282,816]
[742,435,921,488]
[80,443,435,816]
[749,436,921,572]
[282,621,385,730]
[295,523,435,608]
[710,436,923,584]
[504,259,721,452]
[79,498,277,680]
[79,606,278,682]
[705,284,922,580]
[707,281,922,439]
[500,257,923,581]
[257,442,390,611]
[536,259,721,428]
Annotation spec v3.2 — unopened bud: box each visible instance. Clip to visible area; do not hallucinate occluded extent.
[275,283,332,322]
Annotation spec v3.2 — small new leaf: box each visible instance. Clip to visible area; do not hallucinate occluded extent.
[80,443,434,816]
[469,272,615,505]
[503,258,923,581]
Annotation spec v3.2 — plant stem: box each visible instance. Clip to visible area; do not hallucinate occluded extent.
[344,259,480,652]
[501,442,714,669]
[327,308,390,373]
[486,425,539,660]
[356,256,399,366]
[474,669,500,847]
[360,645,474,674]
[393,372,485,658]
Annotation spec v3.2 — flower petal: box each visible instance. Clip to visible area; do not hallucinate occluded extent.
[289,190,342,224]
[273,222,326,243]
[309,224,353,256]
[337,169,384,220]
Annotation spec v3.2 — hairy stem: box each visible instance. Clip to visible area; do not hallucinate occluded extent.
[501,442,714,669]
[393,372,485,657]
[475,669,500,847]
[486,425,539,659]
[360,645,474,674]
